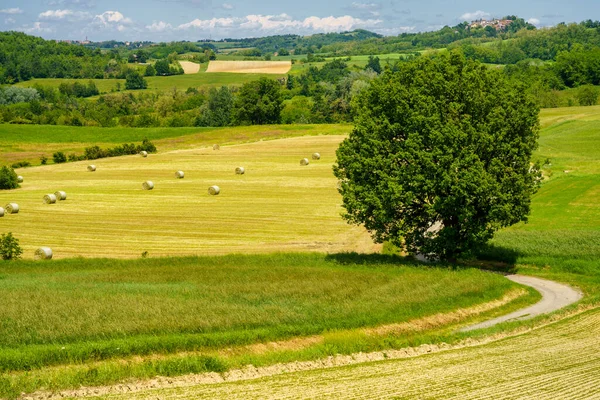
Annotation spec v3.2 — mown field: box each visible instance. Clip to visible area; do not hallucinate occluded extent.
[121,308,600,400]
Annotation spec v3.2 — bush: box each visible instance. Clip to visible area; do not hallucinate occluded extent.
[0,166,20,190]
[52,151,67,164]
[10,161,31,169]
[0,233,23,260]
[125,70,148,90]
[40,156,48,165]
[576,85,599,106]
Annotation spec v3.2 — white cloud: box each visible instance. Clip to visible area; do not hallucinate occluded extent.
[0,8,23,14]
[527,17,541,26]
[222,3,233,9]
[4,17,16,24]
[146,21,173,32]
[39,9,91,21]
[23,21,55,34]
[460,10,491,21]
[178,14,382,34]
[94,11,133,26]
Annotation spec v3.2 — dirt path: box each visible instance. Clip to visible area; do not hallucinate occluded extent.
[462,274,582,331]
[178,61,200,74]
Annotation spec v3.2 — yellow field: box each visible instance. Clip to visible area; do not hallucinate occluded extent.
[177,61,201,74]
[1,135,376,259]
[96,307,600,399]
[206,61,292,74]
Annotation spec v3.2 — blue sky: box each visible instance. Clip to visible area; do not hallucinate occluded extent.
[0,0,598,41]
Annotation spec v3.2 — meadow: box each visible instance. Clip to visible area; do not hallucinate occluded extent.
[0,123,350,165]
[0,105,598,398]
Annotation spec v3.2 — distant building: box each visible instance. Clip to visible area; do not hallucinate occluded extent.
[469,19,513,30]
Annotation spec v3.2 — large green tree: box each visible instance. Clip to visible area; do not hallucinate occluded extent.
[234,78,283,125]
[334,52,541,261]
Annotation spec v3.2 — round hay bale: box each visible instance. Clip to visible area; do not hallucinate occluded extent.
[312,152,321,160]
[54,191,67,201]
[213,144,220,150]
[0,207,4,217]
[17,176,23,183]
[208,185,220,195]
[300,158,310,166]
[175,171,185,179]
[34,247,53,260]
[140,151,148,157]
[235,167,245,175]
[142,181,154,190]
[43,194,57,204]
[5,203,19,214]
[87,165,96,172]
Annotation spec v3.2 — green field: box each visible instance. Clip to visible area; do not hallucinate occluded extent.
[0,123,350,165]
[13,70,287,94]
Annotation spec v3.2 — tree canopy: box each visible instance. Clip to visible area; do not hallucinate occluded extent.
[334,52,541,261]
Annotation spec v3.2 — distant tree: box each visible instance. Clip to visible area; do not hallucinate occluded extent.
[365,55,382,74]
[52,151,67,164]
[144,64,156,76]
[196,86,233,127]
[576,84,599,106]
[0,233,23,260]
[154,59,170,75]
[334,53,541,261]
[0,166,20,190]
[278,48,290,56]
[125,70,148,90]
[234,78,283,125]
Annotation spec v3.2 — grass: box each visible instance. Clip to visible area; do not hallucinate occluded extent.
[0,254,516,367]
[0,123,350,165]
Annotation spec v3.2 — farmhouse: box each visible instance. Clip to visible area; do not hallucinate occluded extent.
[469,18,514,30]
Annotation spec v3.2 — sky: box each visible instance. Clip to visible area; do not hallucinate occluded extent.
[0,0,598,42]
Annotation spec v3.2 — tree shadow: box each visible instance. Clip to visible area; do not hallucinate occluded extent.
[326,244,522,274]
[325,252,464,271]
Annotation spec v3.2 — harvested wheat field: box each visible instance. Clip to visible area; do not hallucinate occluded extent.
[206,61,292,74]
[0,135,376,259]
[96,307,600,400]
[178,61,201,74]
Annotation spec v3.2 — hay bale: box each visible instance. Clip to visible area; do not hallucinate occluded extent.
[208,185,220,195]
[235,167,245,175]
[142,181,154,190]
[34,247,53,260]
[5,203,19,214]
[87,165,96,172]
[43,194,57,204]
[300,158,310,166]
[0,207,4,217]
[213,144,220,150]
[17,176,23,183]
[312,152,321,160]
[54,191,67,201]
[175,171,185,179]
[140,151,148,157]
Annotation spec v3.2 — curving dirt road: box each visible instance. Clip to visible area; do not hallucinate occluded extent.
[461,274,582,331]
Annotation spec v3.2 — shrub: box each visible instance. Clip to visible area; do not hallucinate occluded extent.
[0,233,23,260]
[10,161,31,169]
[576,85,599,106]
[40,156,48,165]
[52,151,67,164]
[0,166,20,190]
